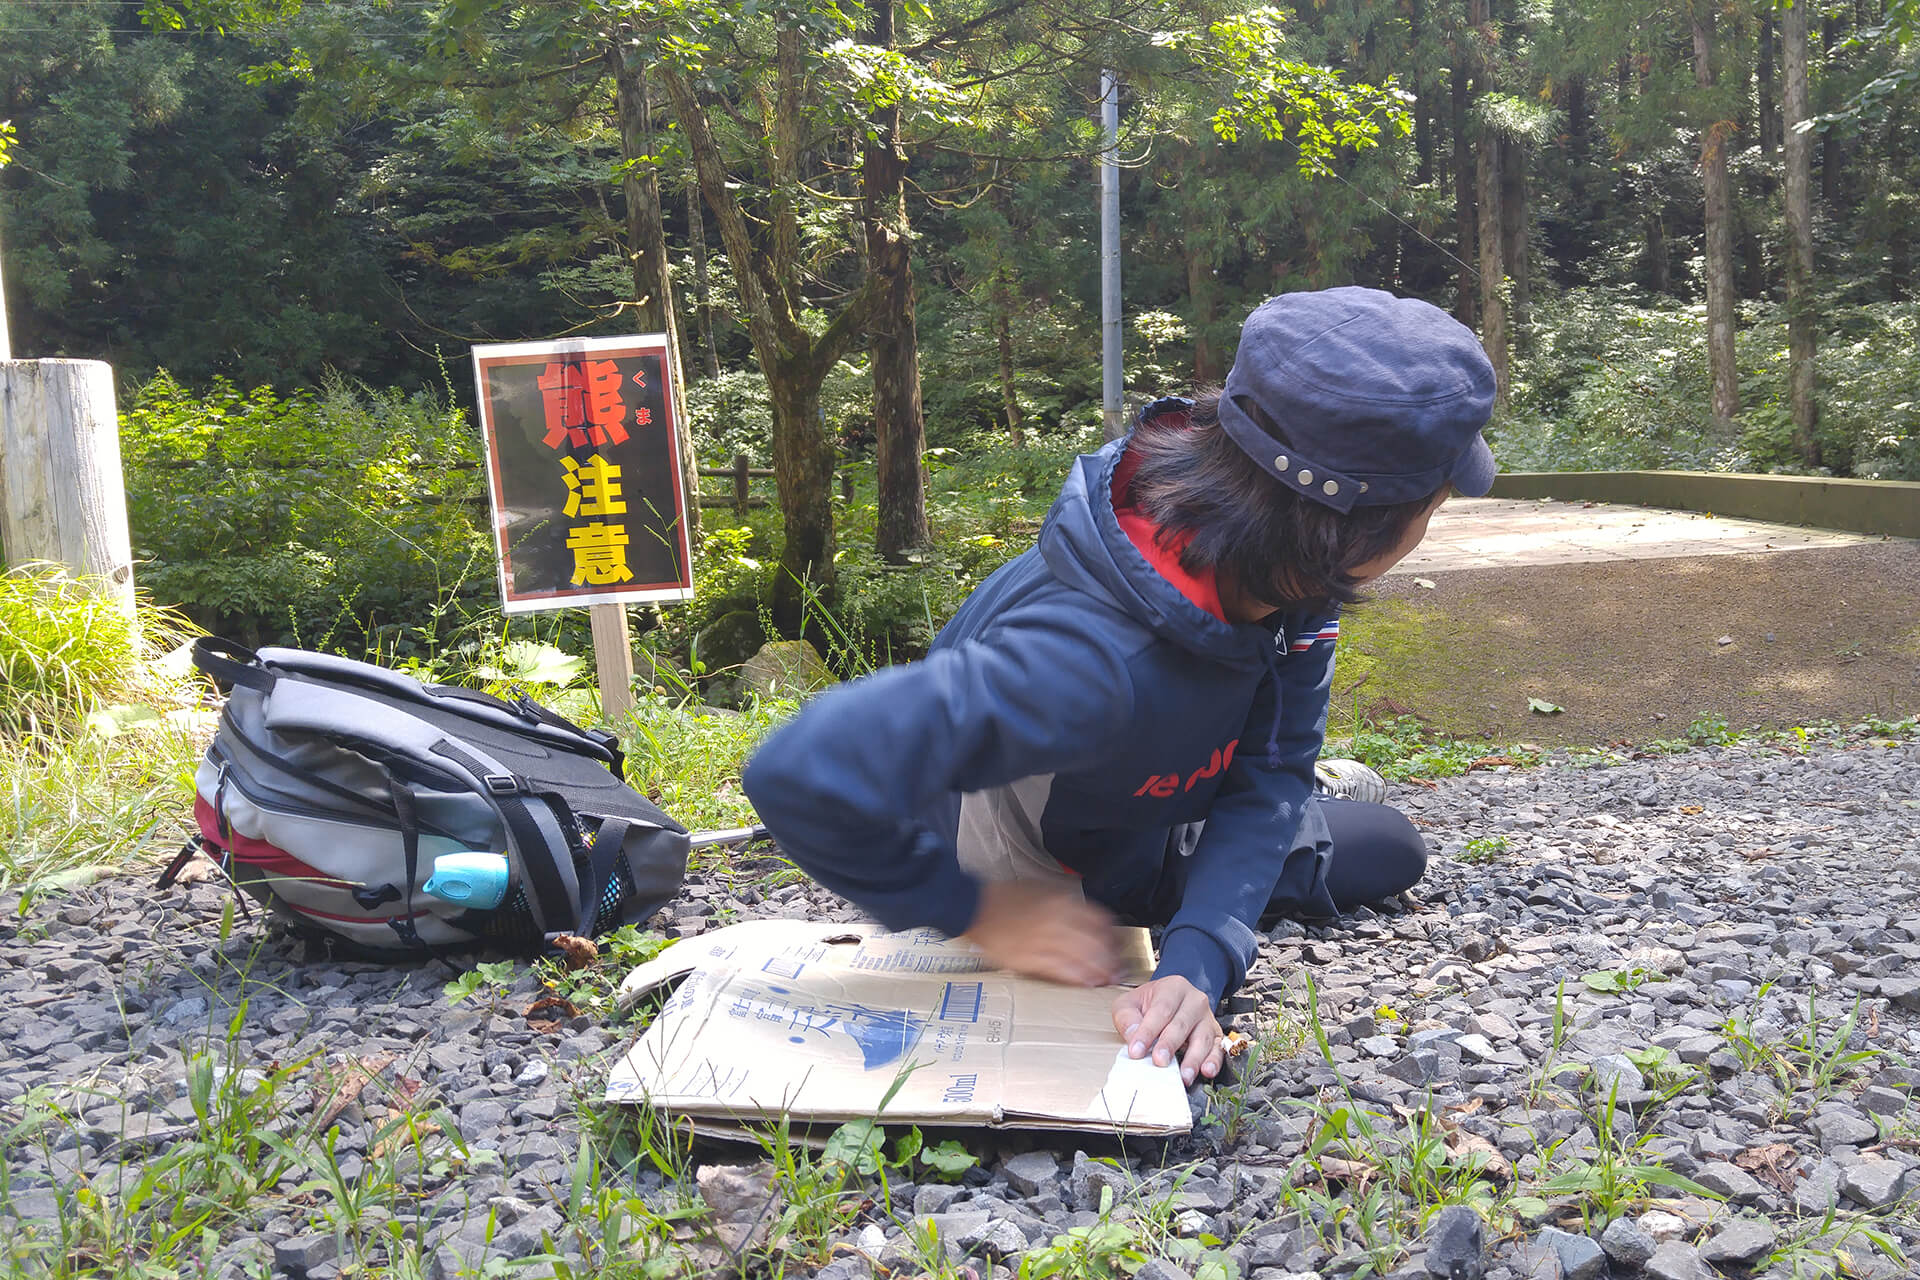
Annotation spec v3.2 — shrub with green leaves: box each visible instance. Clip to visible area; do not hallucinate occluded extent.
[120,370,491,652]
[1496,290,1920,481]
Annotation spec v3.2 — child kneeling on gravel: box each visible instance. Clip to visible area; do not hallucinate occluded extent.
[743,287,1497,1091]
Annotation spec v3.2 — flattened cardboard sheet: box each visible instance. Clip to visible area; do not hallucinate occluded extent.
[606,920,1190,1136]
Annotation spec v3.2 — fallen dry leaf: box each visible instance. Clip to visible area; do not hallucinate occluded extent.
[171,853,224,885]
[1679,805,1705,815]
[312,1053,396,1131]
[525,996,581,1034]
[1467,756,1525,771]
[1733,1142,1800,1195]
[550,933,599,970]
[372,1118,439,1160]
[1446,1132,1513,1184]
[1314,1156,1380,1190]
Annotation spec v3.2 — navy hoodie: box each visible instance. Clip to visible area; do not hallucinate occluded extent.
[740,431,1339,1006]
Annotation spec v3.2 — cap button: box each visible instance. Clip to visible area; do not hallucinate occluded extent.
[1272,454,1289,472]
[1323,480,1340,496]
[1298,469,1314,486]
[1358,482,1370,493]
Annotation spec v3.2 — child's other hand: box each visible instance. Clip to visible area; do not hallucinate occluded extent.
[1111,976,1224,1088]
[962,879,1125,987]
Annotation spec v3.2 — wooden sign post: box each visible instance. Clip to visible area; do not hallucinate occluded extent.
[470,335,695,726]
[0,359,136,618]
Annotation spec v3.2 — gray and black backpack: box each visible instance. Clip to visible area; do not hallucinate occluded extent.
[165,639,688,958]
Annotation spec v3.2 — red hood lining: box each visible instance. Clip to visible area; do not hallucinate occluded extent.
[1111,447,1227,623]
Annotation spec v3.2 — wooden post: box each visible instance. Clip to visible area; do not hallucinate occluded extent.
[732,452,751,514]
[589,602,635,724]
[0,360,135,617]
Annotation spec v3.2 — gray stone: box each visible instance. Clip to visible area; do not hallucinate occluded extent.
[740,640,836,698]
[1808,1108,1879,1147]
[1700,1218,1776,1266]
[1793,1161,1843,1212]
[159,997,209,1027]
[1589,1054,1646,1095]
[1001,1149,1059,1196]
[1422,1205,1484,1279]
[1169,1176,1231,1214]
[1599,1217,1657,1268]
[1387,1050,1443,1086]
[915,1211,990,1261]
[1536,1227,1605,1280]
[1858,1085,1910,1117]
[1644,1241,1713,1280]
[1693,1160,1765,1204]
[913,1182,963,1216]
[273,1233,339,1275]
[1838,1157,1909,1208]
[1876,976,1920,1009]
[1133,1261,1195,1280]
[1070,1153,1131,1211]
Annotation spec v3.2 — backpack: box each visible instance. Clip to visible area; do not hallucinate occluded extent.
[165,638,688,958]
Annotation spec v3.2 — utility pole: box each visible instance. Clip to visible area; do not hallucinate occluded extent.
[1099,70,1125,441]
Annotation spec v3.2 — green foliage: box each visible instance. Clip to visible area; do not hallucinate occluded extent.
[1328,714,1542,782]
[1457,835,1509,865]
[120,371,491,650]
[1151,7,1411,171]
[1499,292,1920,481]
[0,568,144,733]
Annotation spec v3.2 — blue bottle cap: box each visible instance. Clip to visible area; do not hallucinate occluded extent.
[422,851,511,911]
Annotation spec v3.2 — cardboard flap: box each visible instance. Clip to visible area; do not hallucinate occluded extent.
[605,919,1189,1136]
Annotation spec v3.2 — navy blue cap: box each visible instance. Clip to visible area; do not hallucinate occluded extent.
[1217,287,1497,512]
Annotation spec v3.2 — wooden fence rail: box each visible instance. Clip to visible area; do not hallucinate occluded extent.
[697,453,856,513]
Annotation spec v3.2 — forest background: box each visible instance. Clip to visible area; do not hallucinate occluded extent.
[3,0,1917,688]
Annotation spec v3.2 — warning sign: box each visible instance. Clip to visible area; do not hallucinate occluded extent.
[471,335,694,613]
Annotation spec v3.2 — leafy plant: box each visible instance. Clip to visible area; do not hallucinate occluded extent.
[1580,966,1659,994]
[1458,836,1510,865]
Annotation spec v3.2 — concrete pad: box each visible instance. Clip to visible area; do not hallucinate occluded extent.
[1387,498,1881,577]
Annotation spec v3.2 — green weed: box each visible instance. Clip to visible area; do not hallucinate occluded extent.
[1457,836,1510,865]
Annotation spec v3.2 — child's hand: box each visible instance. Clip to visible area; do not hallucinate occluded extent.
[962,879,1125,987]
[1111,976,1224,1087]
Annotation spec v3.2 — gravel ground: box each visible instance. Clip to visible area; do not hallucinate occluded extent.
[4,730,1920,1280]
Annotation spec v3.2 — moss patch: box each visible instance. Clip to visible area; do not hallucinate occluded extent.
[1337,543,1920,748]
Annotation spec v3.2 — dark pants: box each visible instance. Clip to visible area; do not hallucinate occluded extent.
[1145,797,1427,927]
[1280,797,1428,920]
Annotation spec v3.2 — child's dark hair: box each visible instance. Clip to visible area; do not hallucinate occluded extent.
[1128,392,1446,608]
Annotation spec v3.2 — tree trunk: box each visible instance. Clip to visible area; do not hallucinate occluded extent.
[1647,213,1670,294]
[1450,58,1478,329]
[1693,12,1739,424]
[1187,244,1225,384]
[1477,124,1508,411]
[608,41,700,542]
[767,364,837,620]
[686,181,719,379]
[861,0,930,563]
[1783,0,1819,465]
[659,54,883,630]
[1821,16,1842,208]
[1892,213,1912,302]
[994,263,1022,447]
[1757,18,1779,155]
[1500,135,1530,345]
